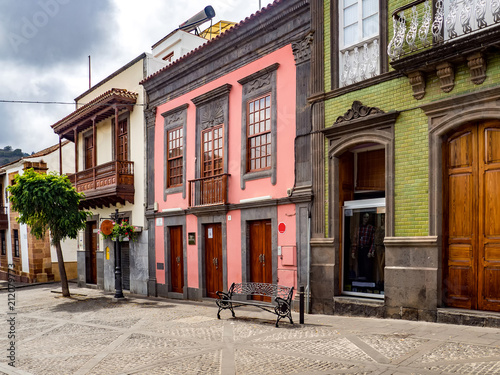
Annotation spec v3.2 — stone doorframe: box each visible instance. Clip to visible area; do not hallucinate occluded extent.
[322,102,398,294]
[422,86,500,308]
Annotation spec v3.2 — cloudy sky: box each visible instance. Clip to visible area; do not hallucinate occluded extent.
[0,0,271,154]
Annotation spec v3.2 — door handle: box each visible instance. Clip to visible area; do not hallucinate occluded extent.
[262,254,265,266]
[214,257,219,270]
[176,256,181,264]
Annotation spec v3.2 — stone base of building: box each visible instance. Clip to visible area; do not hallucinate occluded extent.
[437,309,500,328]
[309,237,336,315]
[333,296,385,318]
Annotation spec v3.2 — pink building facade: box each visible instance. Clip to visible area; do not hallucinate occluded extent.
[142,0,312,302]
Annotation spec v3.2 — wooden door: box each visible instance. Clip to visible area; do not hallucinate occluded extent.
[118,119,128,161]
[249,220,272,301]
[205,224,222,298]
[478,122,500,311]
[170,226,184,294]
[84,135,94,169]
[444,121,500,311]
[86,221,97,284]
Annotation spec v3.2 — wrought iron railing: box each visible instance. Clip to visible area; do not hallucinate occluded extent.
[68,161,134,194]
[388,0,500,60]
[188,173,229,207]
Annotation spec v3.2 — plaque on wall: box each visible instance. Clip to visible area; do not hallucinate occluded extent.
[188,232,196,245]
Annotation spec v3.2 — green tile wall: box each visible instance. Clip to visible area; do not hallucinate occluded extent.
[322,0,500,236]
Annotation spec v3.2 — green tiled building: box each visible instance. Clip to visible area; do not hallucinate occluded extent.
[308,0,500,322]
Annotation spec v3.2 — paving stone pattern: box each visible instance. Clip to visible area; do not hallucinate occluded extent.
[0,284,499,374]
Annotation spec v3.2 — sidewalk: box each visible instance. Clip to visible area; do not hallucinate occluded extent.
[0,283,499,374]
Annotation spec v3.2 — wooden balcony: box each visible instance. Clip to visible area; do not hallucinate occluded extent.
[68,161,134,209]
[188,174,229,208]
[0,206,7,230]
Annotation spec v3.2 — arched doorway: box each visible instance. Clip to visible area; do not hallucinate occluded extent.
[338,145,386,297]
[443,120,500,311]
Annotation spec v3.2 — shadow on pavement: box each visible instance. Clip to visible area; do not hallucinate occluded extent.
[50,296,176,313]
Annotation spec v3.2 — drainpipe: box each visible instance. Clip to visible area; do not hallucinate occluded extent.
[306,210,311,313]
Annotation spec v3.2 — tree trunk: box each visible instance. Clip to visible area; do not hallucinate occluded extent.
[55,240,70,297]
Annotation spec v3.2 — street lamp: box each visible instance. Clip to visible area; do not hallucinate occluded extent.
[112,208,124,299]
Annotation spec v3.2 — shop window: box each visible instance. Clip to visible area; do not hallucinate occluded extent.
[342,201,385,297]
[340,145,385,298]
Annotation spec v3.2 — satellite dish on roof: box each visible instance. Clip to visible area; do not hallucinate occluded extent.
[179,6,216,33]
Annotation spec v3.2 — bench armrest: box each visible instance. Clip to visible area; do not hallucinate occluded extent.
[216,291,232,300]
[274,297,290,312]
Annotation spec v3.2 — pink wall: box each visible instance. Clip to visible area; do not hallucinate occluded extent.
[155,219,165,284]
[186,214,198,288]
[153,45,298,290]
[277,204,297,289]
[153,44,296,211]
[226,210,242,285]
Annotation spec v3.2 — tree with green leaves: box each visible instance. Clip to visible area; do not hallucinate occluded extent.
[7,169,91,297]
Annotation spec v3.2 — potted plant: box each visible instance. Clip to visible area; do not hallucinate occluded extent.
[100,219,136,242]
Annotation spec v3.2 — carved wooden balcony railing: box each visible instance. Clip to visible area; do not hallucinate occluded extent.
[188,173,229,207]
[68,160,134,208]
[0,206,7,230]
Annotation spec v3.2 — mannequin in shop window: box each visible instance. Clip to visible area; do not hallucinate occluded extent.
[351,213,375,281]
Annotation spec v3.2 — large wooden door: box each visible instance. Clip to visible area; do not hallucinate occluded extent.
[205,224,222,298]
[86,221,97,284]
[249,220,272,301]
[444,121,500,311]
[170,226,184,294]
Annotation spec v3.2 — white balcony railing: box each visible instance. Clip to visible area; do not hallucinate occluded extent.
[388,0,500,60]
[340,38,380,87]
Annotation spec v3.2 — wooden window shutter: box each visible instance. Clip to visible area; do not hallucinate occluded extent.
[356,149,385,191]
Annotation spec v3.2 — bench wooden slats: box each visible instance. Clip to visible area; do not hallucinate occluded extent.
[216,282,294,327]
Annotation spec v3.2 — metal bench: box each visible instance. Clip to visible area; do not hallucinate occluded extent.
[216,282,294,327]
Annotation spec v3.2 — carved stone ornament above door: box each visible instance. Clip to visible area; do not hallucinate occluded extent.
[247,73,272,94]
[334,101,385,124]
[201,100,225,130]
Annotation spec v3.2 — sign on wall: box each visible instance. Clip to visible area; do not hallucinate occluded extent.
[278,222,286,234]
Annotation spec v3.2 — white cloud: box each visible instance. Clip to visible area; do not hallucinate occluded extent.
[0,1,273,154]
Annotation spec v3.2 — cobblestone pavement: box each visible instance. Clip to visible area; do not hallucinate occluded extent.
[0,284,500,374]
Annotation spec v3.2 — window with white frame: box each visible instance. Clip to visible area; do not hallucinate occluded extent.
[339,0,380,87]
